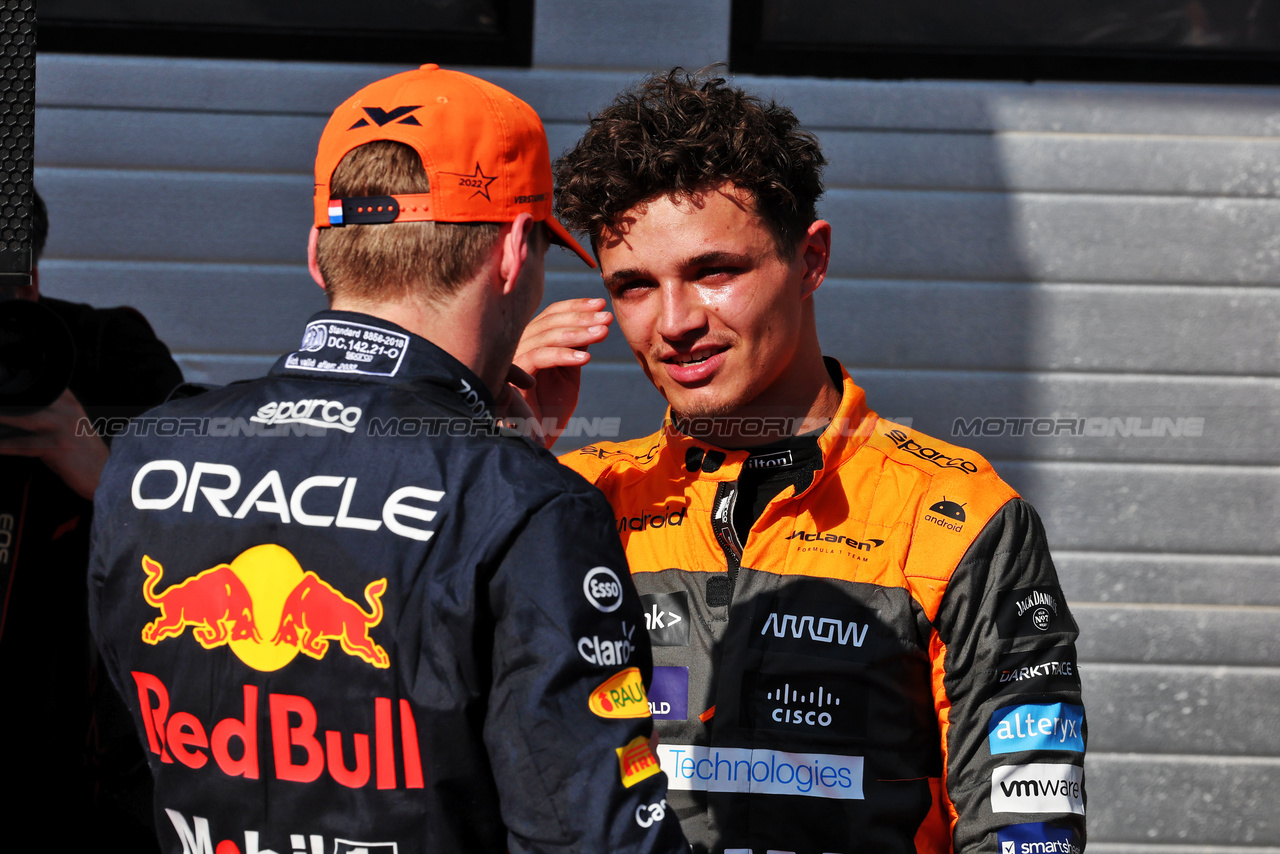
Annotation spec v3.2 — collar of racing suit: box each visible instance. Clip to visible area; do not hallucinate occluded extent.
[657,356,877,496]
[270,309,498,421]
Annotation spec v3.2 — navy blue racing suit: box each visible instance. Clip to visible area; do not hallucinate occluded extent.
[89,310,686,854]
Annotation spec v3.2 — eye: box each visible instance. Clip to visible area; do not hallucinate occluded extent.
[698,265,742,281]
[608,278,655,298]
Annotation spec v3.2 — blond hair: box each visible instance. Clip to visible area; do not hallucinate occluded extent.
[315,141,500,304]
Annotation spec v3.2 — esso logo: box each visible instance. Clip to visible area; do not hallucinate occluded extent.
[635,798,667,828]
[583,566,623,613]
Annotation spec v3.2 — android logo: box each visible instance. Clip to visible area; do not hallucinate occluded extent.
[928,498,967,523]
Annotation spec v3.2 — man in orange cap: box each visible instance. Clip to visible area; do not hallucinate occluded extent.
[89,65,686,854]
[517,69,1086,854]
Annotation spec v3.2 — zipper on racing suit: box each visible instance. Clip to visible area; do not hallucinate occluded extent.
[710,481,743,590]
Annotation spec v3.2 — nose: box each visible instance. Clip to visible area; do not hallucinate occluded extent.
[655,280,708,342]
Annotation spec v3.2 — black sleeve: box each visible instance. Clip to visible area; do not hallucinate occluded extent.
[70,306,184,430]
[934,499,1087,853]
[485,487,688,854]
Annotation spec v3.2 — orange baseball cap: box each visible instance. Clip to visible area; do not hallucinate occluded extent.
[313,63,595,268]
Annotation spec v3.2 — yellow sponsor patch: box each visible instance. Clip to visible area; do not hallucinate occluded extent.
[617,735,661,788]
[589,667,650,719]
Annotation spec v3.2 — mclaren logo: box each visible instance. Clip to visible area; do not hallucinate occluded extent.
[349,106,423,129]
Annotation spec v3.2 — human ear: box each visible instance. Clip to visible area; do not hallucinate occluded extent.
[798,219,832,300]
[306,226,327,291]
[498,213,536,296]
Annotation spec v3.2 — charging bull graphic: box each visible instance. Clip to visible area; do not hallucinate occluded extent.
[272,573,389,668]
[139,544,389,671]
[142,556,262,647]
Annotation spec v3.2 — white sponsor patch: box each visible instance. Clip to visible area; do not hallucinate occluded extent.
[251,399,363,433]
[991,764,1085,815]
[583,566,623,613]
[657,745,863,800]
[285,320,409,378]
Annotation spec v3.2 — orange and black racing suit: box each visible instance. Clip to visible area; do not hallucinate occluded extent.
[562,361,1086,854]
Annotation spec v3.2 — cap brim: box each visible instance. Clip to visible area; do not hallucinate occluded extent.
[545,217,597,269]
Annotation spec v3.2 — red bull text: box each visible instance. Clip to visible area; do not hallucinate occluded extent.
[132,671,424,790]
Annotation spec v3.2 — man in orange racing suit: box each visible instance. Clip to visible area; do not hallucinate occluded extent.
[513,70,1086,854]
[89,66,688,854]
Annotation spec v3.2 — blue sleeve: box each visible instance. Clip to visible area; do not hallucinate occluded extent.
[485,487,688,854]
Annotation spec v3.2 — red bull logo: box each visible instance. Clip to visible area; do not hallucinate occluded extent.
[133,671,425,790]
[141,544,389,671]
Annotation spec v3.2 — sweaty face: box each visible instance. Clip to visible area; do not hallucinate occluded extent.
[597,183,820,422]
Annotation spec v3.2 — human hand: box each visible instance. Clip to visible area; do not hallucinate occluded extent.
[511,298,612,447]
[0,388,109,500]
[494,363,545,444]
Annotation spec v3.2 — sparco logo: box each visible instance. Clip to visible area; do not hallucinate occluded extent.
[618,504,686,533]
[251,399,362,433]
[886,429,978,474]
[583,567,623,613]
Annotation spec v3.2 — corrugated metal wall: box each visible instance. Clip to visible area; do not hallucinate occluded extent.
[34,3,1280,848]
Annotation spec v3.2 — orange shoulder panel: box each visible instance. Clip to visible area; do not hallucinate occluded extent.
[865,418,1018,623]
[559,433,668,487]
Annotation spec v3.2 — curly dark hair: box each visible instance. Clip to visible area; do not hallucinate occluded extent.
[554,68,826,257]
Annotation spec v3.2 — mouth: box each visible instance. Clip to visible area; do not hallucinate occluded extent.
[659,345,729,384]
[672,352,716,367]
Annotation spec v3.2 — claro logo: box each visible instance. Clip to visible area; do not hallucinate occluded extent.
[251,399,362,433]
[131,460,444,542]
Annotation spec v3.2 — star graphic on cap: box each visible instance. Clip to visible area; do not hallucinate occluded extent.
[442,162,498,202]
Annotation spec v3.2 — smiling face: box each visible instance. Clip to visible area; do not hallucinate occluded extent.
[597,183,836,434]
